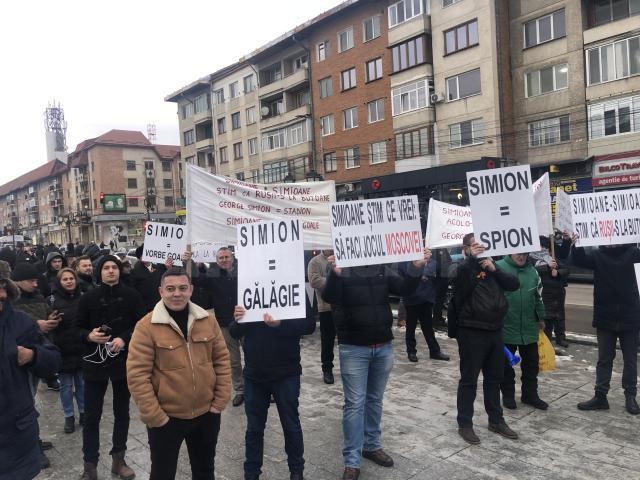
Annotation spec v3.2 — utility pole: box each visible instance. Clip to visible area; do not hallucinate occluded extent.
[145,166,156,221]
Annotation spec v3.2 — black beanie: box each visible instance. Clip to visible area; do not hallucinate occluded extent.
[11,262,41,282]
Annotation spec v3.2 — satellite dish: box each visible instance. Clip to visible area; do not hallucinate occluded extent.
[260,106,270,116]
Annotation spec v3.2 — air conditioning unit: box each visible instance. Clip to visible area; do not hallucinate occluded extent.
[430,92,445,104]
[344,183,355,193]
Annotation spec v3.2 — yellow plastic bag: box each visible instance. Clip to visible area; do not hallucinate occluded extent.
[538,330,556,373]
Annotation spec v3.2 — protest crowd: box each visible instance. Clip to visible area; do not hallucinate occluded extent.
[2,164,640,480]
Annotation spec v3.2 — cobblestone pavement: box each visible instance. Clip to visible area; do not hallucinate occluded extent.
[35,327,639,480]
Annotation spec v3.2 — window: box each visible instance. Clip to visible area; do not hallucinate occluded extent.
[317,41,328,62]
[443,0,463,7]
[164,196,174,207]
[345,147,360,169]
[229,81,239,98]
[219,146,228,163]
[291,54,308,71]
[338,27,354,53]
[323,152,337,172]
[320,115,335,136]
[363,15,381,42]
[251,169,260,182]
[588,95,640,139]
[182,103,194,119]
[263,160,289,183]
[161,160,171,172]
[145,160,154,171]
[236,172,245,181]
[128,198,139,207]
[231,112,241,130]
[447,69,481,101]
[127,178,137,189]
[246,106,256,124]
[396,127,433,159]
[449,119,484,148]
[183,130,194,145]
[590,0,640,27]
[341,68,357,90]
[126,161,136,171]
[289,123,306,146]
[366,58,383,82]
[525,64,568,97]
[217,118,226,134]
[528,115,571,146]
[262,129,286,151]
[214,89,225,104]
[370,142,387,164]
[392,79,429,115]
[248,137,258,155]
[194,93,210,113]
[163,179,173,189]
[343,107,358,130]
[319,77,333,98]
[389,0,423,28]
[587,35,640,85]
[243,75,255,93]
[233,142,243,160]
[368,99,385,123]
[524,9,565,48]
[392,36,427,73]
[444,19,479,55]
[184,155,194,164]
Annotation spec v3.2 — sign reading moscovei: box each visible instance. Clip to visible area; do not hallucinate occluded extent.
[330,196,423,268]
[186,164,335,249]
[467,165,540,257]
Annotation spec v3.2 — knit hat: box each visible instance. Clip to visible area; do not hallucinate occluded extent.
[11,262,41,282]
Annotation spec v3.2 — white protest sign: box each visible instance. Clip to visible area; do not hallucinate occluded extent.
[191,241,226,263]
[533,172,554,236]
[554,188,573,234]
[467,165,540,257]
[186,164,335,249]
[330,195,423,268]
[142,222,187,266]
[424,198,473,248]
[571,188,640,247]
[635,264,640,298]
[236,219,305,323]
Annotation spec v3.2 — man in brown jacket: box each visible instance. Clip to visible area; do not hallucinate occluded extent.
[127,267,231,480]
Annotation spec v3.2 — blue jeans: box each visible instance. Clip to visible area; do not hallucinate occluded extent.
[59,371,85,418]
[244,375,304,477]
[339,342,394,469]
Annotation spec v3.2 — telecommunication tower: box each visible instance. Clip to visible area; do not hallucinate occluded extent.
[44,101,68,163]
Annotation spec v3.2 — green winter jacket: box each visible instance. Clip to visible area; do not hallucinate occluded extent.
[496,256,544,345]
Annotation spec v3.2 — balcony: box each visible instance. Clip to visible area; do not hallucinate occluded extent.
[259,68,309,98]
[260,103,310,130]
[195,138,214,150]
[193,109,212,125]
[388,13,431,46]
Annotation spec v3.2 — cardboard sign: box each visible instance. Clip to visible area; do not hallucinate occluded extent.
[186,164,335,250]
[533,173,554,236]
[554,188,573,234]
[467,165,540,256]
[236,219,305,323]
[424,199,473,248]
[191,241,227,263]
[329,196,423,268]
[142,222,187,266]
[571,188,640,247]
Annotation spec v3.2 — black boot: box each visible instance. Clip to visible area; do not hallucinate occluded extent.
[64,416,75,434]
[79,412,85,426]
[577,394,609,411]
[555,337,569,348]
[625,396,640,415]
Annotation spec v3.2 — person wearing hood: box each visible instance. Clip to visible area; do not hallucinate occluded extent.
[0,260,62,480]
[131,244,168,313]
[16,242,38,265]
[39,251,64,297]
[50,268,85,434]
[77,255,146,480]
[572,241,640,415]
[74,255,96,294]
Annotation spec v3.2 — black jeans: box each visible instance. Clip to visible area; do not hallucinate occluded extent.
[147,412,221,480]
[432,277,449,324]
[501,342,539,400]
[456,328,504,427]
[595,328,639,397]
[82,378,130,465]
[319,311,336,372]
[405,303,441,355]
[244,375,304,478]
[543,288,566,340]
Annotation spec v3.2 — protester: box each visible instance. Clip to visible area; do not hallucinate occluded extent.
[322,250,428,480]
[496,252,548,410]
[77,255,146,480]
[127,267,231,480]
[572,240,640,415]
[400,250,449,363]
[66,242,77,268]
[450,234,520,445]
[131,244,167,312]
[16,242,38,265]
[120,260,133,286]
[230,304,314,480]
[50,268,85,433]
[39,251,64,297]
[307,249,336,384]
[74,255,96,294]
[0,245,16,269]
[0,262,62,480]
[431,248,454,327]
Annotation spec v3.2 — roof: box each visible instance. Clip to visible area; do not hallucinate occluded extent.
[154,144,181,159]
[164,75,212,103]
[0,159,68,196]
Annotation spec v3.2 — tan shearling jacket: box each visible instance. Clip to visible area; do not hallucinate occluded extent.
[127,300,231,427]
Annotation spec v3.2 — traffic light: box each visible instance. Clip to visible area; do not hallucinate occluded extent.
[100,192,105,204]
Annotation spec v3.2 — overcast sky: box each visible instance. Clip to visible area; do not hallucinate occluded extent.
[0,0,341,185]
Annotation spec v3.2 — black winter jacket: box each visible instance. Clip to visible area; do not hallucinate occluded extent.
[322,263,421,346]
[50,281,84,373]
[77,272,96,294]
[193,264,237,327]
[228,315,315,383]
[572,245,640,332]
[77,282,146,381]
[130,262,165,313]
